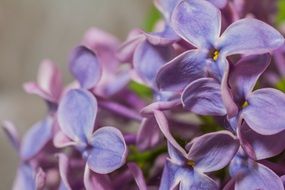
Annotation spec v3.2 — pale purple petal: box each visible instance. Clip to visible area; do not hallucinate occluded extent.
[35,168,46,190]
[2,121,20,151]
[171,0,221,48]
[127,163,147,190]
[228,54,270,104]
[13,165,36,190]
[218,18,284,56]
[84,165,113,190]
[140,99,181,117]
[145,24,180,45]
[23,82,55,102]
[20,117,53,161]
[133,40,173,87]
[58,154,71,190]
[87,127,127,174]
[37,59,63,101]
[182,78,227,116]
[167,141,187,165]
[153,110,187,156]
[208,0,228,8]
[187,131,239,173]
[239,122,285,160]
[154,0,180,21]
[53,131,77,148]
[156,50,208,91]
[136,116,162,151]
[235,163,283,190]
[69,46,102,89]
[58,89,97,143]
[242,88,285,135]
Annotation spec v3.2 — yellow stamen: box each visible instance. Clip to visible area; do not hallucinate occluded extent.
[242,101,249,108]
[187,160,195,167]
[213,50,219,61]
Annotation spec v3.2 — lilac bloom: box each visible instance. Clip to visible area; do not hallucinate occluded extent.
[152,110,239,189]
[183,54,285,135]
[156,0,284,92]
[23,59,63,104]
[227,148,283,190]
[57,89,127,174]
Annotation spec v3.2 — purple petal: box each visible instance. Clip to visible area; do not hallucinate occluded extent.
[20,117,53,161]
[23,82,55,102]
[127,163,147,190]
[140,99,181,117]
[58,89,97,143]
[136,116,162,151]
[133,41,173,87]
[239,122,285,160]
[228,54,271,104]
[87,127,127,174]
[2,121,20,151]
[53,131,77,148]
[218,18,284,56]
[154,0,180,21]
[182,78,227,116]
[37,59,63,101]
[156,50,208,91]
[35,168,46,190]
[235,163,283,190]
[153,110,187,157]
[145,24,180,45]
[187,131,239,173]
[208,0,228,8]
[58,154,72,190]
[167,141,187,165]
[69,46,102,89]
[242,88,285,135]
[159,160,218,190]
[171,0,221,48]
[84,165,113,190]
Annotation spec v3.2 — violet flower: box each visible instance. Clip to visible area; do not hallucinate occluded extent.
[156,0,284,92]
[226,148,284,190]
[151,110,239,189]
[57,89,127,174]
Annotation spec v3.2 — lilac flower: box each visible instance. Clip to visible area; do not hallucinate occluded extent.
[156,0,284,92]
[182,54,285,135]
[57,89,127,174]
[227,148,284,190]
[152,110,239,189]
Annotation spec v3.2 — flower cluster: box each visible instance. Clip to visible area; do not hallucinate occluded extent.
[3,0,285,189]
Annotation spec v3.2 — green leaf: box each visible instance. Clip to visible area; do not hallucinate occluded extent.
[128,80,153,98]
[144,5,161,32]
[275,78,285,92]
[276,0,285,25]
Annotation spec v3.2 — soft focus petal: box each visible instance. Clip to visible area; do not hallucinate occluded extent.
[58,89,97,143]
[84,165,112,190]
[140,99,181,117]
[229,54,270,104]
[167,141,187,165]
[13,165,36,190]
[127,163,147,190]
[58,154,71,190]
[53,131,77,148]
[187,131,239,173]
[23,82,55,102]
[156,50,208,91]
[218,18,284,56]
[182,78,227,116]
[37,59,63,101]
[136,116,162,151]
[2,121,20,151]
[20,117,53,161]
[171,0,221,48]
[239,122,285,160]
[235,163,283,190]
[87,127,127,174]
[242,88,285,135]
[133,40,173,87]
[35,168,46,190]
[154,0,180,21]
[69,46,102,89]
[145,24,180,45]
[208,0,228,8]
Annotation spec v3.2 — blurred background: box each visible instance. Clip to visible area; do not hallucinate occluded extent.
[0,0,152,188]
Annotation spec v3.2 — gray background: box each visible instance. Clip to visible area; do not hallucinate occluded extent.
[0,0,151,189]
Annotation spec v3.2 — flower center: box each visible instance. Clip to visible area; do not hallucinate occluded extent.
[212,50,219,61]
[242,101,249,108]
[187,160,195,167]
